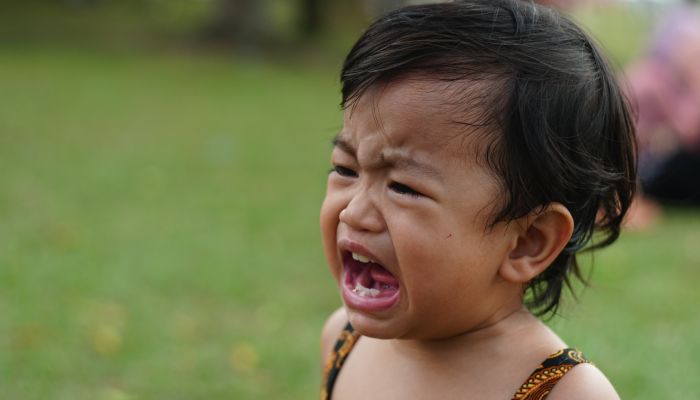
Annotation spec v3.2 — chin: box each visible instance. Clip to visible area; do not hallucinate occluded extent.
[346,309,407,339]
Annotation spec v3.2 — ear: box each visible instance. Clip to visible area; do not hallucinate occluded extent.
[499,203,574,284]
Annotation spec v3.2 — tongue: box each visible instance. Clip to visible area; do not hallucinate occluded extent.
[357,267,373,287]
[369,264,398,286]
[354,263,399,291]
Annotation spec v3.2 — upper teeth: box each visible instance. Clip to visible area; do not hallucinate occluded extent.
[352,252,372,263]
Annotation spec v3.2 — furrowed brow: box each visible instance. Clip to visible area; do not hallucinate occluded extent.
[332,135,442,181]
[332,135,356,157]
[388,155,443,181]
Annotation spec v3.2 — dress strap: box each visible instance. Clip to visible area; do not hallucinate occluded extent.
[511,348,590,400]
[320,322,361,400]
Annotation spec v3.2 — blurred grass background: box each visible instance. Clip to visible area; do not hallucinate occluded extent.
[0,1,698,399]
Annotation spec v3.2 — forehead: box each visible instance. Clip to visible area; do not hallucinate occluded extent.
[341,78,494,159]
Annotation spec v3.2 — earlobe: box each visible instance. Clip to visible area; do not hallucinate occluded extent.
[499,204,574,283]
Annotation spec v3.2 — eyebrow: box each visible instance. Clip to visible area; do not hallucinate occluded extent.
[332,136,356,157]
[332,135,443,181]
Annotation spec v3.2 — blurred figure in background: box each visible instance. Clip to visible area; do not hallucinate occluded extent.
[625,0,700,227]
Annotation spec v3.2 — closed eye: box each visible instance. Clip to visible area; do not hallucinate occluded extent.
[389,181,422,197]
[331,165,358,178]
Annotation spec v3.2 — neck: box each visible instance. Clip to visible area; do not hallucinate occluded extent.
[389,306,542,358]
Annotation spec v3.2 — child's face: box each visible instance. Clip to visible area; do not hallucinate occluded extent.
[320,79,522,340]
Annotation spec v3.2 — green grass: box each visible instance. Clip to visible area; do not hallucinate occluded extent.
[0,46,342,399]
[572,4,655,68]
[1,43,699,398]
[552,212,700,398]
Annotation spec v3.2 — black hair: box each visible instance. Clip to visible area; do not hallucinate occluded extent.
[340,0,637,316]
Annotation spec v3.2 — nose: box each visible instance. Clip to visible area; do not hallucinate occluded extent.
[339,187,385,233]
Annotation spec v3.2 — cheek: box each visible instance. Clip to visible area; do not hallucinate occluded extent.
[391,218,490,297]
[320,191,345,280]
[391,222,454,293]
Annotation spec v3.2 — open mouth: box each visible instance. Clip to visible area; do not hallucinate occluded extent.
[341,251,400,312]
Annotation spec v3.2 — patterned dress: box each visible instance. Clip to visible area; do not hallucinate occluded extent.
[321,323,590,400]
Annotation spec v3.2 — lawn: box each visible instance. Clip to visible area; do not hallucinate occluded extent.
[0,46,342,399]
[1,18,699,400]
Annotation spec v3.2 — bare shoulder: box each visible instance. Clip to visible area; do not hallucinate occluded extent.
[319,307,347,367]
[547,363,620,400]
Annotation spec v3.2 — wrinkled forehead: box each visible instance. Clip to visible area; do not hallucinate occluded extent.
[342,77,500,161]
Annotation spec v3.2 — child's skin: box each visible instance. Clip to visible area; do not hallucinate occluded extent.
[320,78,619,399]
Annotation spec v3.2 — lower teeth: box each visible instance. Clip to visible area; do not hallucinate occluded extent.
[353,282,380,297]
